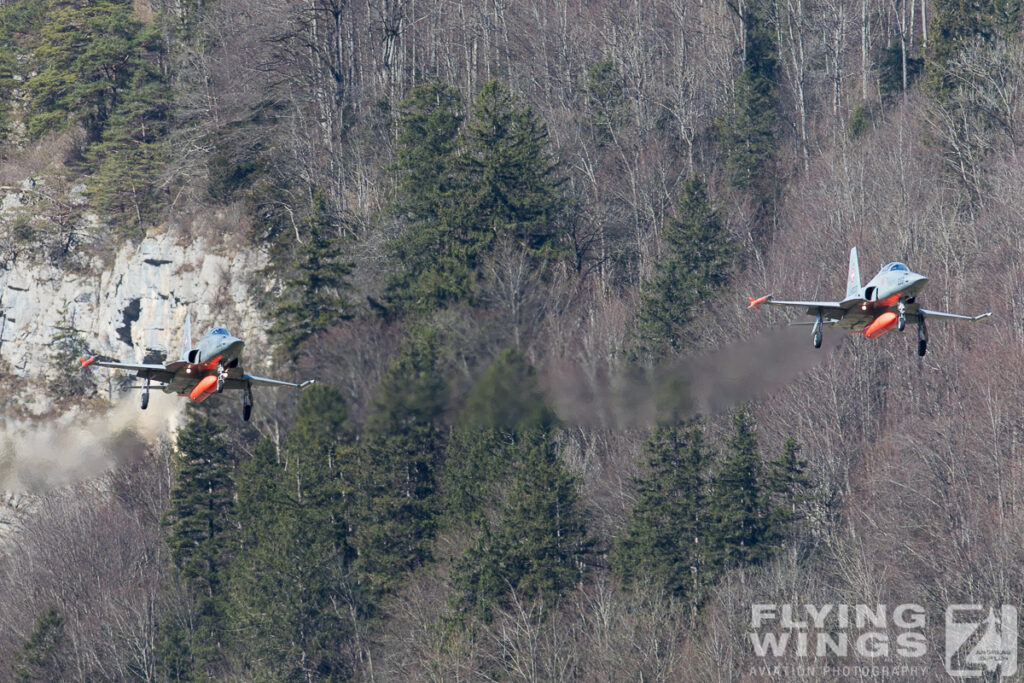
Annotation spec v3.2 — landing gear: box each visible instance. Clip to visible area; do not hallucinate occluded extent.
[812,309,823,348]
[141,377,150,410]
[917,318,928,357]
[242,385,253,422]
[216,363,226,393]
[897,300,906,332]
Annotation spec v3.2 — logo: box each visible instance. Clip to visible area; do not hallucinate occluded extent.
[946,605,1017,678]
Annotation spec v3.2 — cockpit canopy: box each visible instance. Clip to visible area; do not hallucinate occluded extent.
[207,327,230,336]
[883,262,908,272]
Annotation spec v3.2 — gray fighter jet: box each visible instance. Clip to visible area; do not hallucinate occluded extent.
[80,314,313,420]
[748,247,991,356]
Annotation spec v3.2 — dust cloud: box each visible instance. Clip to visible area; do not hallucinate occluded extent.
[0,391,180,493]
[549,326,843,429]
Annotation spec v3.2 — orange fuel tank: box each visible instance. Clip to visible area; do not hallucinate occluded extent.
[864,311,899,340]
[189,375,220,403]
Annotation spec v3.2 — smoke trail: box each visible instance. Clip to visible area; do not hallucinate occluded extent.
[0,391,181,493]
[549,326,843,429]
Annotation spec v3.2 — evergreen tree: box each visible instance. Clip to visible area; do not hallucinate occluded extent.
[708,407,771,570]
[585,58,628,141]
[12,608,66,682]
[162,406,235,675]
[612,421,715,602]
[385,80,468,313]
[765,436,813,541]
[269,190,355,357]
[453,431,592,621]
[927,0,1022,88]
[634,176,734,356]
[228,388,357,680]
[47,309,93,398]
[440,427,514,525]
[459,347,558,435]
[393,80,463,224]
[719,1,780,220]
[386,80,565,314]
[26,0,159,141]
[85,63,170,237]
[460,80,566,257]
[352,327,445,601]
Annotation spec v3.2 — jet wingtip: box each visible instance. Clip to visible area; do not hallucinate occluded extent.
[299,379,316,389]
[747,294,772,310]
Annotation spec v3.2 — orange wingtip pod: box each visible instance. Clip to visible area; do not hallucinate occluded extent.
[748,295,770,310]
[189,375,220,403]
[79,356,97,370]
[864,311,899,340]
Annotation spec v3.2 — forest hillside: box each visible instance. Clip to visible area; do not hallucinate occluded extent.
[0,0,1021,680]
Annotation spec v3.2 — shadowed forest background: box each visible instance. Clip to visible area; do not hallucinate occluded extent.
[0,0,1022,679]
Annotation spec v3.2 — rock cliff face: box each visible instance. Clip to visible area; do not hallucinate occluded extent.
[0,219,268,404]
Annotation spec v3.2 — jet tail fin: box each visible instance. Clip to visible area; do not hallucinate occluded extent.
[180,311,192,361]
[845,247,861,300]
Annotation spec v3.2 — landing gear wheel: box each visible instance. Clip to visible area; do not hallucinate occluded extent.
[141,392,149,410]
[898,314,906,332]
[242,388,253,422]
[917,339,927,357]
[813,330,822,348]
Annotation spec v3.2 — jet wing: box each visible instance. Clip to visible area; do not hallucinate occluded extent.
[748,295,849,319]
[80,357,177,384]
[223,374,316,390]
[910,308,992,322]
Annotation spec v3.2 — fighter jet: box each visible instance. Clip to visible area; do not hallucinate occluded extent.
[79,314,314,420]
[747,247,991,356]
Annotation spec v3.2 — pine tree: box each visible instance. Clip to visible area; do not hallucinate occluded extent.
[612,421,715,602]
[718,0,779,220]
[928,0,1022,85]
[708,407,771,570]
[459,347,558,435]
[12,608,66,682]
[162,405,235,674]
[441,348,558,527]
[228,388,357,680]
[386,80,468,313]
[85,63,170,237]
[352,327,445,601]
[269,190,355,357]
[440,427,514,525]
[26,0,158,141]
[460,80,566,257]
[47,309,93,398]
[765,436,813,542]
[386,79,566,314]
[453,431,592,621]
[634,176,734,357]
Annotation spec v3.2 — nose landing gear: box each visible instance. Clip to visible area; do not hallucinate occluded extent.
[897,300,907,332]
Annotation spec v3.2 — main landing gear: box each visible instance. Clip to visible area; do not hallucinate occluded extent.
[917,317,928,357]
[141,376,150,410]
[242,385,253,422]
[812,309,823,348]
